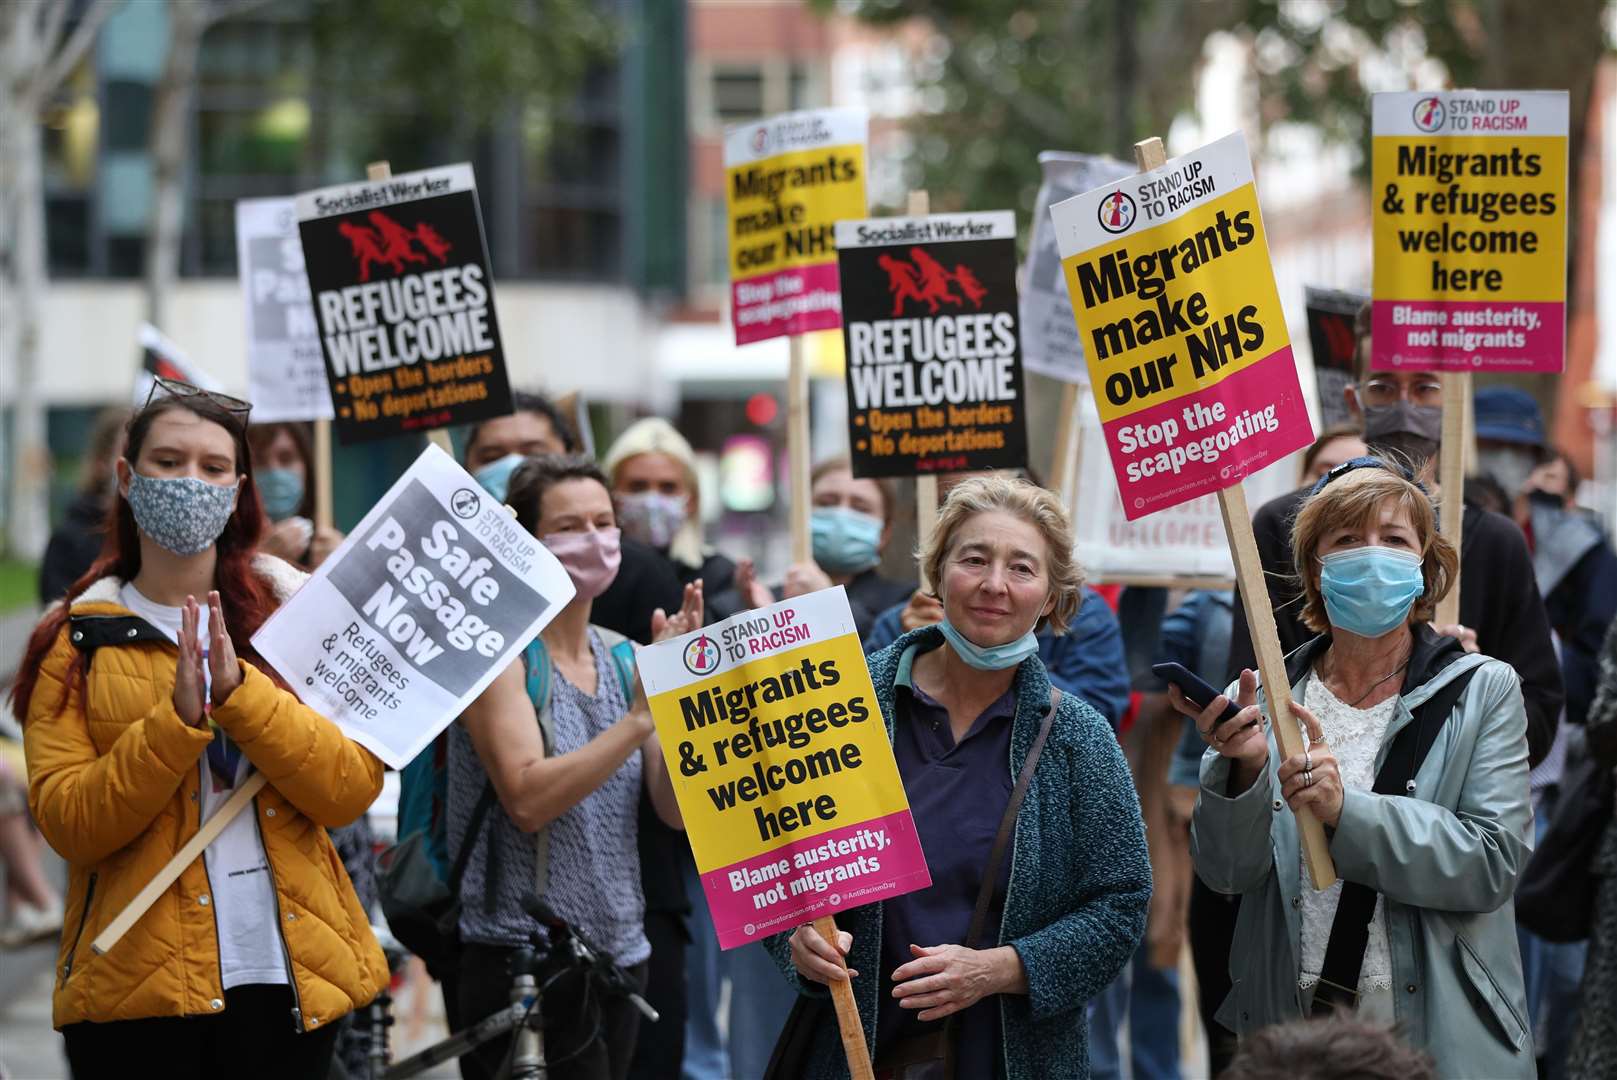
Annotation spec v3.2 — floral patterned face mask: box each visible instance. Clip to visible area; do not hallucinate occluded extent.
[125,471,240,556]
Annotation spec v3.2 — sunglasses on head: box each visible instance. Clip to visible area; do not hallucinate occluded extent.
[145,376,253,424]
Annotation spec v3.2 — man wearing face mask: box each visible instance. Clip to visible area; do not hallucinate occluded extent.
[1226,303,1563,768]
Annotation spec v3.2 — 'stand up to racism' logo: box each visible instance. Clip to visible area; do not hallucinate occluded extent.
[750,126,771,155]
[1412,96,1446,132]
[1097,190,1137,234]
[683,633,721,676]
[338,210,455,283]
[450,488,482,519]
[878,248,990,318]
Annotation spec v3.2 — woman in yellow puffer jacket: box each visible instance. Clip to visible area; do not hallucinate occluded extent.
[10,382,386,1078]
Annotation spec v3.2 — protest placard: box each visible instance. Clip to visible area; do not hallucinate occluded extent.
[252,443,574,769]
[295,162,514,445]
[638,586,930,949]
[1072,392,1297,583]
[1049,131,1315,522]
[1021,152,1136,384]
[132,323,223,406]
[1305,286,1367,429]
[836,210,1028,478]
[236,197,333,423]
[1370,90,1568,373]
[725,108,868,347]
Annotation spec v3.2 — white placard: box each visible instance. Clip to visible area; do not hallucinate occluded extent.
[235,197,334,422]
[252,444,575,768]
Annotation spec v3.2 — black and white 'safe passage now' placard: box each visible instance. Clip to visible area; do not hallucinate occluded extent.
[252,444,575,768]
[837,211,1028,478]
[296,163,514,444]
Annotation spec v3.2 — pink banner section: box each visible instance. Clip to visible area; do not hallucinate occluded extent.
[701,809,931,950]
[1371,300,1565,372]
[731,262,843,345]
[1104,346,1314,522]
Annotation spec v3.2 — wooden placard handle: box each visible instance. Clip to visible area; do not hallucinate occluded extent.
[813,914,874,1080]
[1049,382,1082,505]
[1131,136,1336,890]
[92,772,271,955]
[788,335,812,564]
[1435,372,1468,625]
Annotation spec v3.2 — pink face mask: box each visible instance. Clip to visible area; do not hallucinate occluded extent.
[543,527,623,599]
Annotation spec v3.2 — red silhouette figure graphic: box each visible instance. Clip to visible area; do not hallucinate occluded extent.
[339,220,391,283]
[415,222,454,264]
[368,211,430,273]
[880,254,927,317]
[952,264,988,309]
[909,248,963,313]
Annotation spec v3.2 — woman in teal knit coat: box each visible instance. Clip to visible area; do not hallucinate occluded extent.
[765,476,1151,1080]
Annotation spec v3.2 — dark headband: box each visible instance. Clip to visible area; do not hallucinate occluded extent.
[1309,455,1429,498]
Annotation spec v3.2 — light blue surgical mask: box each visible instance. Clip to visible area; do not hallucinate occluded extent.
[1319,546,1425,639]
[257,467,304,522]
[472,453,525,502]
[811,506,883,574]
[938,619,1040,671]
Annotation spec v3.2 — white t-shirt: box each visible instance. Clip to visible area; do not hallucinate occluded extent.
[121,583,289,989]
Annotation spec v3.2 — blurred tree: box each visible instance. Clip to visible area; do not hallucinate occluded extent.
[822,0,1239,216]
[2,0,122,559]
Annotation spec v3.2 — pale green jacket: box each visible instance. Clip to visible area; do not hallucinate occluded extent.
[1191,627,1534,1079]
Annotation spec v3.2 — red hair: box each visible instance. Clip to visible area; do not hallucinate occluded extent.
[10,397,281,724]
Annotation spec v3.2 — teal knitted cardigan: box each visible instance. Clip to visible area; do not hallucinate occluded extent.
[763,626,1151,1080]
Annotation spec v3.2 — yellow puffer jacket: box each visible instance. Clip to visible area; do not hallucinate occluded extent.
[23,556,389,1032]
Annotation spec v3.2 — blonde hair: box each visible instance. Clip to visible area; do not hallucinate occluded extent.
[919,475,1084,634]
[1291,467,1458,633]
[601,417,704,567]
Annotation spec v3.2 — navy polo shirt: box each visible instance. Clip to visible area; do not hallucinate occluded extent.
[877,644,1015,1079]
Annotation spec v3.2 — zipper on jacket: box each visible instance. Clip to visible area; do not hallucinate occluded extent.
[60,871,98,985]
[254,793,306,1034]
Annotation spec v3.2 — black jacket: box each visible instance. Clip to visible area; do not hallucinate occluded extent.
[39,490,111,605]
[1227,485,1564,767]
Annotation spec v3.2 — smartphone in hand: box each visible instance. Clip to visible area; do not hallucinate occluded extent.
[1151,662,1253,733]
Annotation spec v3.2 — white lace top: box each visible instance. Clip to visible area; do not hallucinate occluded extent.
[1298,670,1400,999]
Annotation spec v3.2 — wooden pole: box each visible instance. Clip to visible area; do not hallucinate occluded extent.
[313,419,334,531]
[905,189,939,591]
[366,159,453,457]
[788,334,812,563]
[1049,382,1082,505]
[1435,372,1469,625]
[92,773,270,955]
[813,914,874,1080]
[1131,136,1336,890]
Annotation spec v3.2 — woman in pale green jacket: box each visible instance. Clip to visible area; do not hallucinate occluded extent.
[1175,460,1533,1078]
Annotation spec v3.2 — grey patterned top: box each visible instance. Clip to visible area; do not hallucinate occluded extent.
[447,630,648,965]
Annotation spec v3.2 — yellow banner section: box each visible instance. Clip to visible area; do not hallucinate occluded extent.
[727,144,867,281]
[1371,134,1566,303]
[1059,183,1290,425]
[649,631,906,871]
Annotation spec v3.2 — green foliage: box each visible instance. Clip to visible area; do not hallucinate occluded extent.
[0,558,38,614]
[824,0,1238,218]
[309,0,617,130]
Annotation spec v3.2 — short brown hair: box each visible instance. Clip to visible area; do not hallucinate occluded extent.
[1291,466,1457,633]
[919,475,1083,634]
[1223,1015,1436,1080]
[506,454,611,537]
[811,456,897,525]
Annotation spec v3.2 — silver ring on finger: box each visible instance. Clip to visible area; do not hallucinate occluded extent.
[1304,750,1313,772]
[1303,769,1314,788]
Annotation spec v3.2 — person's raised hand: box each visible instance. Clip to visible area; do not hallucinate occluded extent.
[260,517,313,564]
[172,596,207,727]
[1167,668,1268,770]
[306,526,344,569]
[789,925,856,985]
[1276,702,1343,827]
[652,580,704,644]
[732,558,774,611]
[898,590,945,633]
[1429,621,1479,653]
[782,561,832,600]
[206,591,243,707]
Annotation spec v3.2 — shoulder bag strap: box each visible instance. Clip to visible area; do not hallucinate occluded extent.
[446,780,497,895]
[1311,665,1479,1015]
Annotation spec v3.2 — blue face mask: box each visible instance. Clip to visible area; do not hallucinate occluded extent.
[811,506,883,574]
[125,471,239,557]
[257,468,304,522]
[1319,546,1425,639]
[473,454,525,503]
[938,619,1040,671]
